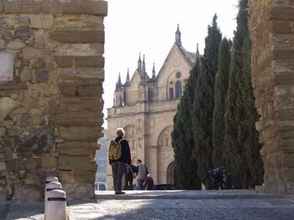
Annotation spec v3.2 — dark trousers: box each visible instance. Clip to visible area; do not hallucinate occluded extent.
[125,174,133,190]
[112,162,126,193]
[137,178,145,190]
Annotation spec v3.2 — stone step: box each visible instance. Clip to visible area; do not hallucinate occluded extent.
[94,190,277,201]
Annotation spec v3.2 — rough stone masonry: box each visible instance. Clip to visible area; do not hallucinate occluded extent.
[249,0,294,194]
[0,0,107,201]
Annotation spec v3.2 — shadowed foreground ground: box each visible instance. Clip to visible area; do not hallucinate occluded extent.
[1,191,294,220]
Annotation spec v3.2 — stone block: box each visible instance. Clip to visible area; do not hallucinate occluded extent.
[58,97,98,112]
[7,39,25,50]
[59,67,104,80]
[277,108,294,121]
[59,170,75,184]
[55,56,104,68]
[4,0,42,14]
[78,85,101,97]
[0,97,19,121]
[62,183,94,201]
[0,1,3,13]
[272,21,292,34]
[20,67,32,82]
[24,158,39,171]
[274,72,294,85]
[271,7,294,21]
[59,84,78,97]
[22,47,42,60]
[53,15,104,31]
[59,82,103,98]
[34,69,49,82]
[58,155,96,171]
[41,154,57,169]
[58,142,98,156]
[15,26,33,41]
[0,162,6,171]
[57,0,108,16]
[29,14,53,29]
[0,127,6,137]
[0,39,5,49]
[50,30,104,43]
[273,49,294,60]
[74,170,96,183]
[54,43,104,57]
[55,112,101,127]
[59,126,100,142]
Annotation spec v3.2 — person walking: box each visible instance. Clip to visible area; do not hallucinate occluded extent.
[109,128,131,195]
[136,159,148,190]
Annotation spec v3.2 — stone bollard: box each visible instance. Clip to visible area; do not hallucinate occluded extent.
[45,181,63,220]
[46,189,67,220]
[46,176,59,184]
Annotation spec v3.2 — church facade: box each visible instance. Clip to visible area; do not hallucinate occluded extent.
[107,26,196,188]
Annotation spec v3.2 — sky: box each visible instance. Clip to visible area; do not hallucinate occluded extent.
[103,0,239,127]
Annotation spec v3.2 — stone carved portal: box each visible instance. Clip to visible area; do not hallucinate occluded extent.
[167,161,175,185]
[124,125,137,162]
[158,126,174,184]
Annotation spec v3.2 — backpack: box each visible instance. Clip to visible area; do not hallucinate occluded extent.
[108,139,122,161]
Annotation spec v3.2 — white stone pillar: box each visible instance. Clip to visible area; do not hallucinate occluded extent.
[46,176,59,184]
[45,181,62,220]
[46,189,67,220]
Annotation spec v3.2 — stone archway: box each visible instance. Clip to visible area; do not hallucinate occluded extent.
[249,0,294,193]
[0,0,107,201]
[167,161,176,185]
[157,126,174,184]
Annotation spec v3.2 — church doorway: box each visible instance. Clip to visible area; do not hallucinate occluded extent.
[167,161,175,185]
[157,126,174,184]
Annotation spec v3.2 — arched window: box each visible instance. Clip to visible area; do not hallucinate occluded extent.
[169,87,174,100]
[123,90,127,106]
[148,88,153,102]
[168,81,174,100]
[175,80,182,98]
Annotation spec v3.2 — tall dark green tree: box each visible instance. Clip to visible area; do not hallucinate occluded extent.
[212,38,231,168]
[192,15,222,184]
[224,0,264,188]
[172,51,202,189]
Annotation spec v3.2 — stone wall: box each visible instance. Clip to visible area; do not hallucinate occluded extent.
[249,0,294,193]
[0,0,107,201]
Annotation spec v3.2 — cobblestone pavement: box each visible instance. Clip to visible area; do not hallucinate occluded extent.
[1,191,294,220]
[69,191,294,220]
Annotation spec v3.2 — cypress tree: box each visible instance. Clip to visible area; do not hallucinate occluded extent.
[212,38,231,168]
[240,28,264,188]
[172,51,202,189]
[224,0,264,188]
[192,15,222,185]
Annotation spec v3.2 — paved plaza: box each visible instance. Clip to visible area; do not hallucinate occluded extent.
[1,191,294,220]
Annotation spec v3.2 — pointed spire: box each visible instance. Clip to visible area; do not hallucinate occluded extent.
[142,54,146,73]
[116,73,122,90]
[196,43,200,57]
[118,72,122,85]
[175,24,182,46]
[138,53,142,72]
[126,68,130,82]
[152,62,156,79]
